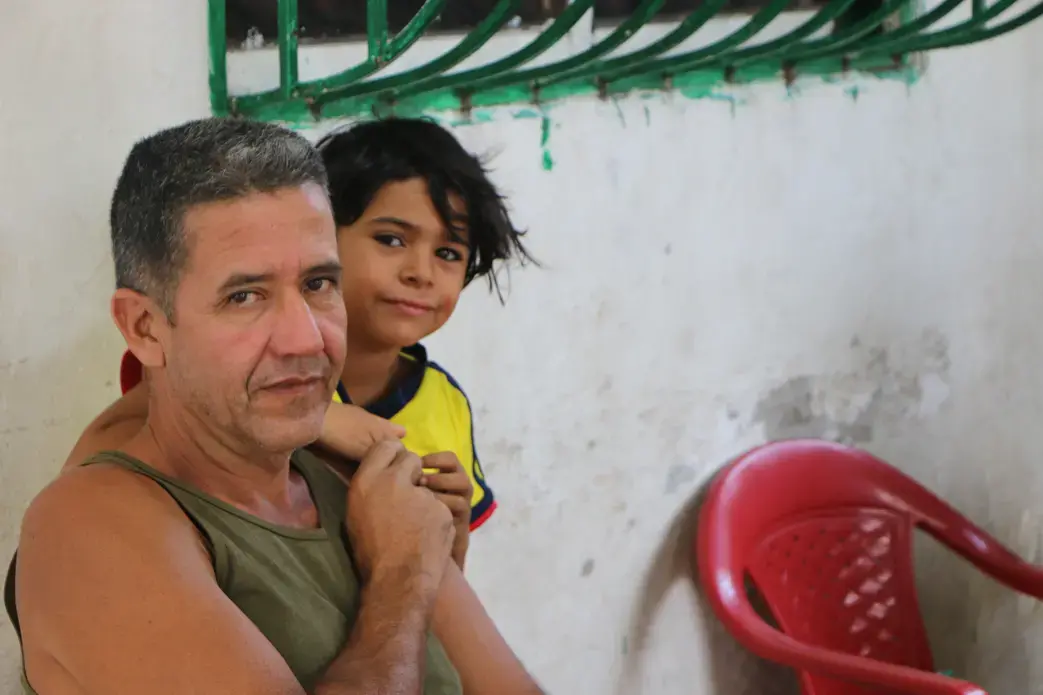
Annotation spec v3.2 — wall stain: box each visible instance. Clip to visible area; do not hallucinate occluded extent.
[612,98,626,127]
[752,329,952,445]
[664,463,697,494]
[581,558,596,577]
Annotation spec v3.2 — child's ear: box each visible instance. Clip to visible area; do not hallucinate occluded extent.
[111,288,168,369]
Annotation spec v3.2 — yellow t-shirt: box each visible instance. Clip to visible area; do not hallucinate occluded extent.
[333,344,495,530]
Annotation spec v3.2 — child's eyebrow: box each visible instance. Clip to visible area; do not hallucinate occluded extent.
[371,215,470,243]
[370,216,416,230]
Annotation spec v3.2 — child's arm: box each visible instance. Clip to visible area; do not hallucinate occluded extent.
[62,382,149,471]
[63,387,400,474]
[316,401,406,461]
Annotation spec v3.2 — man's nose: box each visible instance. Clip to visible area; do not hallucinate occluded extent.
[270,292,324,357]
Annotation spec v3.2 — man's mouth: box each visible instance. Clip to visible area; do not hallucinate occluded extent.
[260,375,326,393]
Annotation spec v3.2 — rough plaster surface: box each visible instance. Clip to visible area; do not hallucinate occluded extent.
[2,3,1043,693]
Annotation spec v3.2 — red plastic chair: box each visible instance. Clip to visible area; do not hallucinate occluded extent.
[696,438,1043,695]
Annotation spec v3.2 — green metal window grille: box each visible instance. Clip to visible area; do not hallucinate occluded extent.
[209,0,1043,122]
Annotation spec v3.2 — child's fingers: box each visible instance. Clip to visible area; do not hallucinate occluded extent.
[421,452,462,473]
[381,421,407,438]
[424,471,472,496]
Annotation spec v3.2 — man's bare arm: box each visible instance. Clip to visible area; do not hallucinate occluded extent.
[432,564,545,695]
[316,569,430,695]
[18,464,434,695]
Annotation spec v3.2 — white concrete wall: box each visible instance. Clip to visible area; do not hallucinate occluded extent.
[2,2,1043,693]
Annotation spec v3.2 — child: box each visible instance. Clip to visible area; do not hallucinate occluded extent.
[66,117,531,568]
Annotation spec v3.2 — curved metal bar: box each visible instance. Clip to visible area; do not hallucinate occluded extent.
[393,0,597,100]
[212,0,1043,120]
[459,0,670,92]
[314,0,523,105]
[596,0,797,84]
[537,0,732,86]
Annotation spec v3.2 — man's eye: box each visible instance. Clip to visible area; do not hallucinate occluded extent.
[305,277,337,293]
[228,290,258,306]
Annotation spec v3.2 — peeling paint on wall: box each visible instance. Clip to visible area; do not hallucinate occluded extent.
[750,329,952,445]
[540,114,554,171]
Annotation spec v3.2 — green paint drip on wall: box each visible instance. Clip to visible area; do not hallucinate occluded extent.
[539,115,554,171]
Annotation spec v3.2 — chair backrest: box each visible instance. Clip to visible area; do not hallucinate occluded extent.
[697,439,1028,695]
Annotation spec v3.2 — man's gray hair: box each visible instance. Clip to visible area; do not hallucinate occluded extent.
[110,117,328,317]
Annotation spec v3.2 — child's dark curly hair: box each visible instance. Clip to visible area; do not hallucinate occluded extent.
[316,118,534,299]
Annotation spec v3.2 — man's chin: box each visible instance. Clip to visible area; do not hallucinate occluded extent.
[249,413,326,454]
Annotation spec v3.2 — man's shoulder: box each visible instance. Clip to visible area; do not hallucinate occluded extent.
[22,461,194,557]
[17,461,213,639]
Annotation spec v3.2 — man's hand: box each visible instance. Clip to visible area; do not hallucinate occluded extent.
[319,402,406,461]
[421,452,474,570]
[345,440,455,599]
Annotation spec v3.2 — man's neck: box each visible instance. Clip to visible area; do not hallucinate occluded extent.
[339,341,405,408]
[124,389,301,522]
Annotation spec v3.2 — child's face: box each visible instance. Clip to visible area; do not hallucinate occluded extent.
[336,178,470,351]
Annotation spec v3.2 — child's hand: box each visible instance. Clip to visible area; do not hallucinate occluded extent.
[420,452,474,570]
[319,402,406,461]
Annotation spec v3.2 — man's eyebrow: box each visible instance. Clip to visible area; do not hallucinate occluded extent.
[216,262,342,293]
[303,261,343,277]
[217,272,274,294]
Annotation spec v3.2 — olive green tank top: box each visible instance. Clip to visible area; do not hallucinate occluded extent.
[6,450,461,695]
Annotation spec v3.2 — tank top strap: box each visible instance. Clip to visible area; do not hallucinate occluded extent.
[289,449,349,538]
[80,451,232,582]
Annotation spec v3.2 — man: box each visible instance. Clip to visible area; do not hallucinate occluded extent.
[9,118,543,695]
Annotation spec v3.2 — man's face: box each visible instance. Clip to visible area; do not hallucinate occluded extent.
[162,183,346,454]
[335,178,469,351]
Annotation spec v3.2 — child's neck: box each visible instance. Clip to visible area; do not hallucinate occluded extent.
[339,343,405,408]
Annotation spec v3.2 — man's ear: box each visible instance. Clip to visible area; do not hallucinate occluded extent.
[111,289,168,369]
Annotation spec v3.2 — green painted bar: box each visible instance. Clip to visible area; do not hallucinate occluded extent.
[297,0,449,96]
[539,0,731,87]
[599,0,796,83]
[717,0,860,66]
[393,0,596,99]
[843,0,1021,54]
[278,0,299,98]
[208,0,228,116]
[314,0,523,104]
[866,0,1043,51]
[367,0,390,61]
[209,0,1043,121]
[462,0,669,92]
[788,0,967,61]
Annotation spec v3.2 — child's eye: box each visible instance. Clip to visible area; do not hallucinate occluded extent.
[374,234,404,248]
[436,247,463,262]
